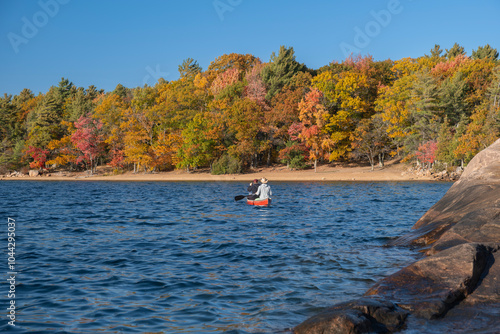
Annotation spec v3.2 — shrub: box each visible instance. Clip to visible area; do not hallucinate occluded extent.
[288,155,307,170]
[20,166,29,174]
[112,168,124,175]
[211,155,242,175]
[279,141,308,169]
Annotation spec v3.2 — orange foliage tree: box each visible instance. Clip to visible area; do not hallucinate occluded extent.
[297,88,330,171]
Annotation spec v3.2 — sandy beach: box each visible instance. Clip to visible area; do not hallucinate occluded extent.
[2,161,438,182]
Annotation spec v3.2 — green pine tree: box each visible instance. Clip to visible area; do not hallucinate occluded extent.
[261,46,306,101]
[438,71,470,125]
[428,44,443,58]
[471,44,499,60]
[26,90,61,148]
[445,43,466,59]
[112,84,129,98]
[178,58,202,79]
[436,116,454,165]
[405,71,440,153]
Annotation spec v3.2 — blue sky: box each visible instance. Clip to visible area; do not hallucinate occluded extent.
[1,0,499,96]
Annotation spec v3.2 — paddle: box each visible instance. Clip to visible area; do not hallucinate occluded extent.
[234,195,247,201]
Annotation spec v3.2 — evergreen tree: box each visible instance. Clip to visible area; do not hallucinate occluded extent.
[178,58,202,79]
[0,95,16,142]
[12,88,34,139]
[65,87,93,122]
[445,43,466,59]
[26,90,61,148]
[428,44,443,58]
[54,77,74,106]
[86,85,102,100]
[0,94,16,168]
[436,116,454,165]
[471,44,499,60]
[406,71,440,153]
[261,46,306,101]
[13,88,35,107]
[451,114,469,166]
[438,71,470,124]
[488,68,500,108]
[112,84,128,98]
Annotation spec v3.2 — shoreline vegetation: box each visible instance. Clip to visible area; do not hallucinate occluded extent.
[1,160,452,182]
[2,45,498,179]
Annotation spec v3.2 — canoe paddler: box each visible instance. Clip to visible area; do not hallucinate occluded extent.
[255,177,272,200]
[247,179,260,200]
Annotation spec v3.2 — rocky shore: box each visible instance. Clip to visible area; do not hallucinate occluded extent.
[294,139,500,333]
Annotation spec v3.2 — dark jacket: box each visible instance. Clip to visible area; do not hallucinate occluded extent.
[247,183,260,194]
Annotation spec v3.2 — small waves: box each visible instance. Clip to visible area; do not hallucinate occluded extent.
[0,180,451,333]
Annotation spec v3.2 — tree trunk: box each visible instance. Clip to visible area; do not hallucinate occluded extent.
[314,159,317,173]
[368,153,374,171]
[378,153,385,168]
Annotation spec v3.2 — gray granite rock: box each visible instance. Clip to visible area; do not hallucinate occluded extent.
[294,139,500,333]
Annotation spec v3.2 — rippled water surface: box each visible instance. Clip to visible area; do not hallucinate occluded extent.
[0,181,451,333]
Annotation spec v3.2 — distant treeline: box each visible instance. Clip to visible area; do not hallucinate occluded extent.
[1,43,499,174]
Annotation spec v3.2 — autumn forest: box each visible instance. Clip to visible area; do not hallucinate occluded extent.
[1,43,499,175]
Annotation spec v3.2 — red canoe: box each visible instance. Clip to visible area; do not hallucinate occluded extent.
[246,198,271,206]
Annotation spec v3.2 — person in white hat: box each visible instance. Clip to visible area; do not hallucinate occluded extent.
[255,177,272,200]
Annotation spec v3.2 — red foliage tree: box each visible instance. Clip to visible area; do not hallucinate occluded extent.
[244,64,267,108]
[431,55,470,78]
[71,114,104,174]
[415,140,438,167]
[210,68,241,96]
[26,146,49,169]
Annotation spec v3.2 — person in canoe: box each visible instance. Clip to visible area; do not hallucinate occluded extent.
[247,179,260,200]
[255,177,272,200]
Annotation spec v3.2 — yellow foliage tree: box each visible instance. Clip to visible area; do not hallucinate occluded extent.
[375,74,416,152]
[93,93,129,167]
[313,70,371,160]
[454,103,500,163]
[46,120,77,168]
[151,131,182,170]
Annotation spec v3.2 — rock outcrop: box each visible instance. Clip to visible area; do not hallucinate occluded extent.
[295,139,500,333]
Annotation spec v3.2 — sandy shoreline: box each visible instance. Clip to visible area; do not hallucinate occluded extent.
[1,162,439,182]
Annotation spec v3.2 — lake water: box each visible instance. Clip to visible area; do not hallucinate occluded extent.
[0,181,451,333]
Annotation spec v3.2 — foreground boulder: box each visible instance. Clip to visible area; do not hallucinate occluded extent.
[294,298,408,333]
[365,243,490,319]
[295,139,500,333]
